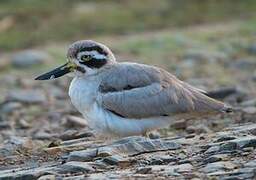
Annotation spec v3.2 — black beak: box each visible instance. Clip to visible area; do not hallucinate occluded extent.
[35,62,75,80]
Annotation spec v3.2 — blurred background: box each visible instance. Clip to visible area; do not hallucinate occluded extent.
[0,0,256,144]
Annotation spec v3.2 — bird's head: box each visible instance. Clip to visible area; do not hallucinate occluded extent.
[35,40,116,80]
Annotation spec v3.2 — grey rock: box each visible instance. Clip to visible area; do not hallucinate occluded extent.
[201,161,236,173]
[205,146,220,154]
[149,155,177,165]
[97,146,114,157]
[59,130,94,141]
[11,50,49,68]
[108,136,180,156]
[0,102,22,114]
[204,154,228,164]
[244,160,256,167]
[222,136,256,150]
[215,136,236,143]
[151,163,193,175]
[241,98,256,107]
[0,136,33,156]
[59,161,95,173]
[135,167,152,174]
[68,149,97,162]
[33,130,56,140]
[227,123,256,135]
[0,121,11,130]
[6,89,47,104]
[102,155,130,166]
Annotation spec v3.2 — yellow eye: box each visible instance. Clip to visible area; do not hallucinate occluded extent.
[81,55,91,61]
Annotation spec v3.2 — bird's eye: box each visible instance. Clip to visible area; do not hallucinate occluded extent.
[80,55,91,61]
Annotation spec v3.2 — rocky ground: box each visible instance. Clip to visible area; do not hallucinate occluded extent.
[0,22,256,179]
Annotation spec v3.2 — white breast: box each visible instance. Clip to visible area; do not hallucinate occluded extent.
[69,75,172,137]
[69,76,99,114]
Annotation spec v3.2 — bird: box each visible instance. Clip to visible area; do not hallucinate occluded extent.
[35,40,232,138]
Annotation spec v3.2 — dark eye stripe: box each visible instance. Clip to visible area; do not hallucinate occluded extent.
[80,57,107,68]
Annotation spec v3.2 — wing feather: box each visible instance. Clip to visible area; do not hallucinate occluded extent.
[97,63,228,118]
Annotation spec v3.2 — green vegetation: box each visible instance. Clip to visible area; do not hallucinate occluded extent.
[1,0,256,51]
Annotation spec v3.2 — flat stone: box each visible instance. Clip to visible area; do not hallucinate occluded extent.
[99,136,181,157]
[11,50,49,68]
[68,149,97,162]
[241,99,256,107]
[214,136,236,142]
[223,136,256,149]
[151,163,194,174]
[200,161,236,173]
[6,89,47,104]
[204,154,228,164]
[135,167,152,174]
[59,161,95,173]
[205,146,220,154]
[149,155,177,165]
[0,102,22,114]
[244,160,256,167]
[102,155,130,167]
[5,136,33,149]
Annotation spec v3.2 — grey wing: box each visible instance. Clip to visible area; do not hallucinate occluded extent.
[97,63,229,119]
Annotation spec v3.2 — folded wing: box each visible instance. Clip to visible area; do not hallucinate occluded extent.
[97,63,230,119]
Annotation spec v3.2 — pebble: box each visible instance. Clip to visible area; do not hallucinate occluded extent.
[11,50,49,68]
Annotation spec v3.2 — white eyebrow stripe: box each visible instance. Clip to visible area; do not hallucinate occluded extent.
[77,50,107,60]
